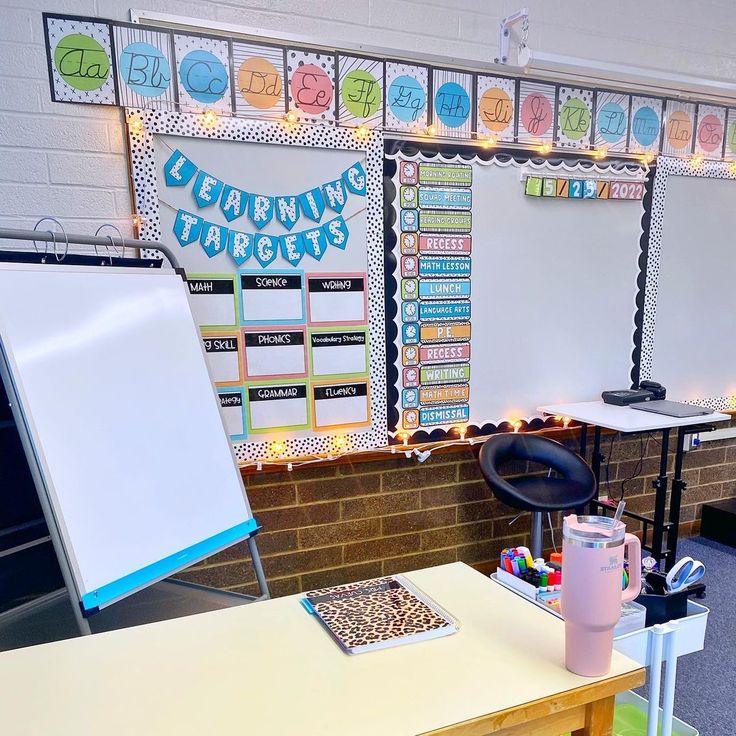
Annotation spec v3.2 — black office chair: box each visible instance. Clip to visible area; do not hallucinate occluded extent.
[478,434,597,558]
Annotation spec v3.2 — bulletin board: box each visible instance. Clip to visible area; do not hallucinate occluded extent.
[129,110,386,462]
[387,148,649,440]
[639,156,736,410]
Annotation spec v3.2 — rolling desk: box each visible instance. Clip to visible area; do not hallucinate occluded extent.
[0,562,643,736]
[539,401,730,571]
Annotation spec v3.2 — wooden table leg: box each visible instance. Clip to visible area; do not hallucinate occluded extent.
[572,695,615,736]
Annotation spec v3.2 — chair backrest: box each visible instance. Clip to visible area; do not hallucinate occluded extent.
[478,433,594,491]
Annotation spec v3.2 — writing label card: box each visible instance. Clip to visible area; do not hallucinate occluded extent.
[240,271,305,324]
[247,383,309,432]
[243,328,307,379]
[312,381,370,429]
[202,332,242,384]
[307,274,367,325]
[310,329,368,376]
[218,389,246,440]
[187,275,237,327]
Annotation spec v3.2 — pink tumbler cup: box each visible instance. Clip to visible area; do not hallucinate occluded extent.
[560,514,641,677]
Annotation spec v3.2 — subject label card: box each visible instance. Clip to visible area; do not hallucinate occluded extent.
[307,275,366,324]
[312,380,370,428]
[240,273,304,323]
[243,329,307,378]
[202,333,241,384]
[310,330,368,376]
[247,383,309,431]
[188,276,236,327]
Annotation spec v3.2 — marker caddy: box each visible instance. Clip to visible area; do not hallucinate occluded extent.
[497,547,562,610]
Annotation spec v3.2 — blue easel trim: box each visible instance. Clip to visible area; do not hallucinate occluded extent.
[80,517,260,611]
[300,598,316,614]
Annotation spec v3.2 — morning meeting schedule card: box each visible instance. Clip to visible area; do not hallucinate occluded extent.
[247,382,309,432]
[202,332,242,384]
[187,275,237,327]
[218,389,246,440]
[310,329,368,377]
[307,274,367,325]
[312,381,370,429]
[243,328,307,379]
[240,272,305,324]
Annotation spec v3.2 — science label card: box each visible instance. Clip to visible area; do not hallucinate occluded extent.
[218,389,246,440]
[247,382,309,432]
[307,273,367,325]
[187,275,237,327]
[240,271,305,324]
[312,380,370,429]
[243,327,307,379]
[310,329,368,377]
[202,332,242,384]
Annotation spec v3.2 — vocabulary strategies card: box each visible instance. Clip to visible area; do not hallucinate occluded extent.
[306,274,367,324]
[218,389,246,440]
[188,275,237,327]
[310,329,368,377]
[312,380,370,429]
[243,328,307,379]
[247,382,309,431]
[240,272,305,324]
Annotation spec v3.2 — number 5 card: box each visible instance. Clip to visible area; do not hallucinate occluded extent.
[307,273,367,325]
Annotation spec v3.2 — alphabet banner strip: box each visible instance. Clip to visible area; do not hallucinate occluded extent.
[44,13,736,158]
[396,158,473,433]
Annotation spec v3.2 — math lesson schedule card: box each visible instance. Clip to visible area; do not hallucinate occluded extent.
[218,389,247,440]
[307,273,367,325]
[247,382,310,432]
[312,380,370,429]
[240,271,305,324]
[243,327,307,379]
[187,275,237,327]
[202,332,242,385]
[310,328,368,377]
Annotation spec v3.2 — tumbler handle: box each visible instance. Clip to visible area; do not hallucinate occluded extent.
[621,533,641,604]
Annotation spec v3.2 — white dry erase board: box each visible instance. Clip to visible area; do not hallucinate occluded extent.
[0,263,257,612]
[640,156,736,410]
[388,150,647,438]
[130,111,386,462]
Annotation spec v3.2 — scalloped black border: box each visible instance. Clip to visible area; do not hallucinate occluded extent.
[384,139,651,444]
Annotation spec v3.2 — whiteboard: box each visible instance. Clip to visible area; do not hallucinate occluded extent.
[0,263,256,612]
[643,160,736,408]
[390,153,646,434]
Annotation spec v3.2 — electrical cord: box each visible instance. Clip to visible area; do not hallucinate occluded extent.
[618,434,648,501]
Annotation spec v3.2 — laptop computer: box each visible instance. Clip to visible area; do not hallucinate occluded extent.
[630,400,711,418]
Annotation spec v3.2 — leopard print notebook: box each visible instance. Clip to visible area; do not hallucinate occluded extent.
[303,574,458,654]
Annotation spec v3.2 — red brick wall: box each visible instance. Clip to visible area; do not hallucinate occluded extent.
[177,429,736,597]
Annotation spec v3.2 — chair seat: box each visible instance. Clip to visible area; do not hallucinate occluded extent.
[495,476,594,512]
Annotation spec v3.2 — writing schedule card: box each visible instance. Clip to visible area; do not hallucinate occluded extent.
[240,272,305,324]
[307,274,367,324]
[247,383,309,431]
[243,328,307,379]
[187,276,237,327]
[202,332,242,384]
[310,329,368,376]
[312,380,370,429]
[218,389,246,440]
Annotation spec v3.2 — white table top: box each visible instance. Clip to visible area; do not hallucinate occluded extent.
[0,562,641,736]
[538,400,730,433]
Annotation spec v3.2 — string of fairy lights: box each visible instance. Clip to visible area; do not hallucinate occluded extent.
[124,104,732,470]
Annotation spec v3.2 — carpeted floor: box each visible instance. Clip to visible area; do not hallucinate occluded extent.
[638,537,736,736]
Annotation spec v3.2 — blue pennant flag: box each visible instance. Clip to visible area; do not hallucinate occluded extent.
[173,209,203,246]
[302,227,328,260]
[342,161,366,196]
[193,170,224,208]
[298,187,325,222]
[275,195,300,230]
[279,232,305,266]
[199,222,229,258]
[253,233,279,267]
[248,194,274,230]
[321,178,347,213]
[164,149,197,187]
[322,215,349,250]
[220,185,248,222]
[227,230,253,266]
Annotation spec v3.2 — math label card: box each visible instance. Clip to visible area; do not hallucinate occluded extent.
[247,382,309,432]
[240,271,305,324]
[312,380,370,429]
[307,273,367,324]
[202,332,242,384]
[243,327,307,379]
[310,328,368,376]
[218,389,247,440]
[187,275,237,327]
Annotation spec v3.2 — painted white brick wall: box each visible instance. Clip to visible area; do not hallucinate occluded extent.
[1,0,736,237]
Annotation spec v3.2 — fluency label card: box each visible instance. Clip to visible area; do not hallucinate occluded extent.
[312,381,370,428]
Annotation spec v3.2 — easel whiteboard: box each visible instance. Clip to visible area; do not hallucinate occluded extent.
[0,264,256,612]
[389,151,647,436]
[641,157,736,409]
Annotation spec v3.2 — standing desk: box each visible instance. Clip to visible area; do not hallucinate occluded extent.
[539,401,730,571]
[0,562,643,736]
